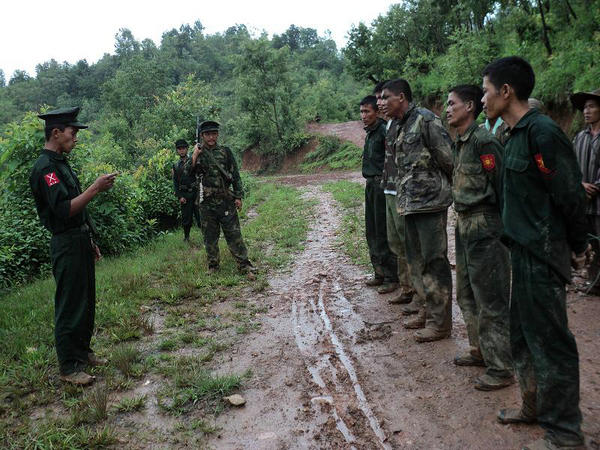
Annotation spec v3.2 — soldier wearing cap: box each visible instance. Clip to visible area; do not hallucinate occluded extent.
[172,139,200,242]
[571,88,600,295]
[186,121,254,274]
[29,107,116,386]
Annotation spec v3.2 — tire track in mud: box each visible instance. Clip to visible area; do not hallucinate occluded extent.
[278,182,392,449]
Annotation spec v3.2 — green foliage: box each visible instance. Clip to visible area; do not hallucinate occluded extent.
[301,136,362,172]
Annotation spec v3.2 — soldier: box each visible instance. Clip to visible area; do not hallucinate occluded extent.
[481,111,509,144]
[380,79,454,343]
[375,81,418,306]
[445,84,513,390]
[360,95,398,294]
[187,121,254,274]
[482,56,587,450]
[571,87,600,295]
[29,107,115,385]
[172,139,200,242]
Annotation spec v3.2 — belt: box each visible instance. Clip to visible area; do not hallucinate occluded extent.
[53,223,89,236]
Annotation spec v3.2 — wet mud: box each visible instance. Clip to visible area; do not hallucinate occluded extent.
[207,172,600,449]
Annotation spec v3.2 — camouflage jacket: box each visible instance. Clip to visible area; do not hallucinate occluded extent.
[394,105,453,215]
[481,118,510,145]
[452,122,504,213]
[185,144,243,199]
[382,119,399,192]
[172,154,197,198]
[362,118,386,178]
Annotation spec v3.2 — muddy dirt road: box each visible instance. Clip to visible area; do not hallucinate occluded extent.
[207,172,600,449]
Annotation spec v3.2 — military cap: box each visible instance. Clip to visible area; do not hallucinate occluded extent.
[38,106,88,129]
[570,88,600,111]
[198,120,220,133]
[175,139,189,148]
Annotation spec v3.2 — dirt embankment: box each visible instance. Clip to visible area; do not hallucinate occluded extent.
[242,121,365,173]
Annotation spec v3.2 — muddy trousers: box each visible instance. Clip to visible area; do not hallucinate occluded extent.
[180,191,201,238]
[455,209,512,378]
[404,210,452,332]
[50,230,95,376]
[200,197,250,270]
[510,244,584,446]
[385,193,412,290]
[364,177,397,282]
[585,214,600,292]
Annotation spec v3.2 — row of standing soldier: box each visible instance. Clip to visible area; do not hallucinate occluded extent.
[359,56,592,450]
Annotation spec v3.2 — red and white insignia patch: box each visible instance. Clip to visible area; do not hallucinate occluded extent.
[44,172,60,187]
[480,154,496,171]
[533,153,554,175]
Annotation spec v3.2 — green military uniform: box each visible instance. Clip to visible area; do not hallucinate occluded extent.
[186,123,251,271]
[29,108,97,376]
[503,109,586,446]
[363,118,398,283]
[173,153,200,240]
[395,104,454,335]
[382,119,414,294]
[452,122,512,379]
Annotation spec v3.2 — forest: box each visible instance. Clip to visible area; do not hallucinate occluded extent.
[1,0,599,288]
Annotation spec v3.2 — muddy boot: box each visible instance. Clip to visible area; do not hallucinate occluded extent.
[208,265,220,274]
[414,327,450,343]
[388,287,414,304]
[377,282,399,294]
[454,347,485,366]
[60,371,95,386]
[401,300,421,315]
[88,353,108,367]
[365,275,384,287]
[239,263,257,280]
[497,407,536,425]
[403,309,426,329]
[474,373,515,391]
[522,438,585,450]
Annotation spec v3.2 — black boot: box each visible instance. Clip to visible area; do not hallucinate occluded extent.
[183,225,191,242]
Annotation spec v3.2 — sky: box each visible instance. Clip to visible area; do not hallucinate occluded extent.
[0,0,395,80]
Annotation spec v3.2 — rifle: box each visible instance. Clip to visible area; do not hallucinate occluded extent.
[194,116,204,206]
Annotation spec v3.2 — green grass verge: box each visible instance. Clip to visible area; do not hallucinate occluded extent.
[0,180,312,448]
[301,135,362,172]
[322,180,370,268]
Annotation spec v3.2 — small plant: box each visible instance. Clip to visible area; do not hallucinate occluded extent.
[114,394,147,413]
[111,344,142,378]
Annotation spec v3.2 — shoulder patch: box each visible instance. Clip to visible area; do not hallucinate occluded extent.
[44,172,61,187]
[533,153,554,175]
[480,154,496,171]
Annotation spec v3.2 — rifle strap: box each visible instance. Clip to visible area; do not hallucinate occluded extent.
[204,147,232,183]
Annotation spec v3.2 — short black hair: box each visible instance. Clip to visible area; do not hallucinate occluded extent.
[449,84,484,119]
[482,56,535,101]
[360,95,378,111]
[373,80,390,95]
[382,79,413,102]
[44,124,66,141]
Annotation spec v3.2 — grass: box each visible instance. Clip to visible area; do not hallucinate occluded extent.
[114,394,146,413]
[322,180,371,268]
[0,180,312,448]
[301,135,362,172]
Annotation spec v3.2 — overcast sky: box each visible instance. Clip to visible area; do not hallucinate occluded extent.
[0,0,395,80]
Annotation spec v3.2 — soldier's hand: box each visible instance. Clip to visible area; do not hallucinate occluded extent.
[180,197,186,204]
[583,182,599,197]
[192,143,202,164]
[94,173,117,192]
[234,199,242,210]
[571,244,592,270]
[92,240,102,262]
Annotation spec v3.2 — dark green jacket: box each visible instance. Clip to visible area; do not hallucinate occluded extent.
[362,119,386,178]
[185,144,243,199]
[172,154,197,198]
[503,109,587,281]
[29,149,93,235]
[452,122,504,212]
[394,105,454,215]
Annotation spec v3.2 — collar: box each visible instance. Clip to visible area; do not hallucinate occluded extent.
[364,118,384,132]
[512,108,539,130]
[42,149,66,161]
[398,103,417,126]
[457,122,478,143]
